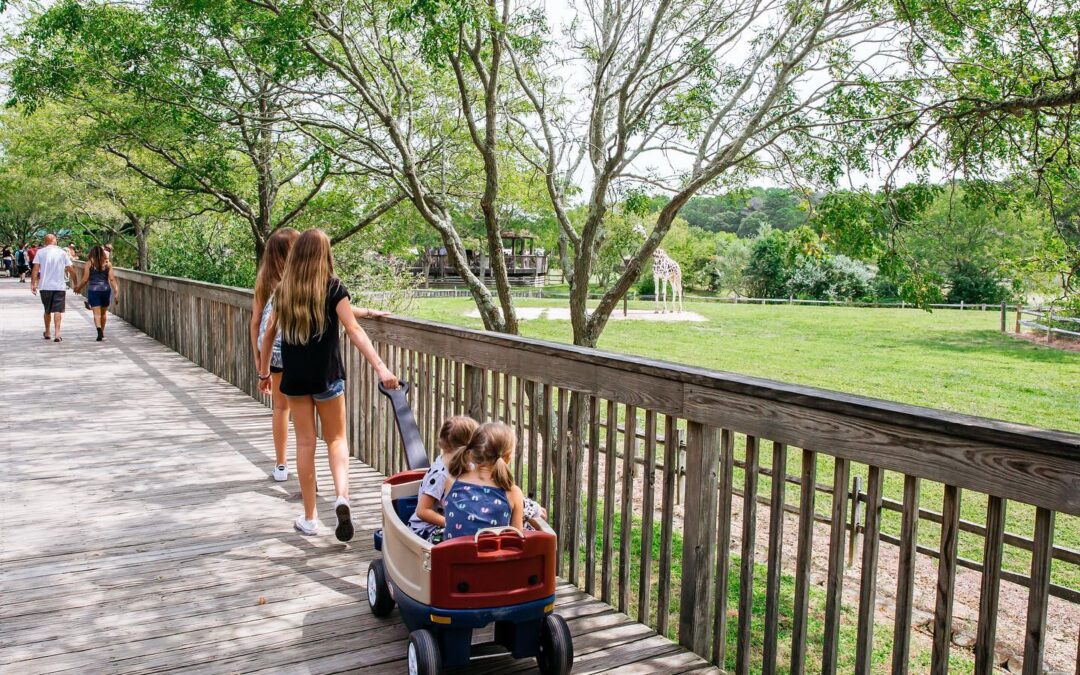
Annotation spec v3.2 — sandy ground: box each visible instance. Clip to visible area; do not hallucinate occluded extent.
[465,306,708,322]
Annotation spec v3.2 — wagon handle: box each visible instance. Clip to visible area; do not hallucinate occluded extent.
[378,381,431,471]
[473,526,525,542]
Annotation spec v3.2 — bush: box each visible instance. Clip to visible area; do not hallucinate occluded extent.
[945,262,1008,303]
[744,230,791,297]
[149,219,256,288]
[786,255,875,301]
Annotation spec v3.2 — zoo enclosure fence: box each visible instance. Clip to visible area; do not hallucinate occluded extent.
[98,265,1080,674]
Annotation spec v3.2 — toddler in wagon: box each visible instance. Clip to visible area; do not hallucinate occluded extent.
[410,417,549,541]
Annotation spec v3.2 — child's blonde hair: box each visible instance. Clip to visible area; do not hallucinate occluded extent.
[438,416,479,455]
[448,422,515,491]
[275,228,334,345]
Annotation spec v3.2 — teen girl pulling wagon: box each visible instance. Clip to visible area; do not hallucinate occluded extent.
[258,228,399,540]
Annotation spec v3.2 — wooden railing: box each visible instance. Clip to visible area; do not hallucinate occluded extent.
[104,266,1080,674]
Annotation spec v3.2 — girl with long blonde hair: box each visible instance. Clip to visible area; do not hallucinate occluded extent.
[258,228,398,540]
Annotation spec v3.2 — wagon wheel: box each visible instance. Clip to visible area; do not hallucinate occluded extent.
[366,559,395,617]
[537,613,573,674]
[407,629,442,675]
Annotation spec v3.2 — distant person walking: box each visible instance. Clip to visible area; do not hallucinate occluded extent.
[30,234,76,342]
[251,227,300,482]
[16,243,31,282]
[75,246,119,341]
[1,246,12,277]
[258,228,398,540]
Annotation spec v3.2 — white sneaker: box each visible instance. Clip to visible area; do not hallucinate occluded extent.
[334,496,354,542]
[294,515,319,536]
[273,464,289,482]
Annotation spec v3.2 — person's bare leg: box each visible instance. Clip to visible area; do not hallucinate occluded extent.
[315,395,350,500]
[43,311,50,337]
[52,313,62,339]
[270,372,290,468]
[290,395,318,521]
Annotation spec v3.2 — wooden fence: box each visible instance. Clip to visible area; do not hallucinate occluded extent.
[1018,306,1080,342]
[103,266,1080,674]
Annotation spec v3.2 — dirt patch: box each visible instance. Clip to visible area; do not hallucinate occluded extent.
[1012,331,1080,353]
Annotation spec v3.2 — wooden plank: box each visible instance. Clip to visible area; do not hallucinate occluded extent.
[528,381,540,499]
[762,441,787,675]
[601,399,618,605]
[619,405,637,615]
[821,457,850,674]
[889,473,915,673]
[735,435,760,675]
[465,364,484,422]
[1023,507,1055,675]
[790,448,817,675]
[638,409,657,627]
[679,421,720,658]
[515,376,525,485]
[541,383,553,514]
[975,496,1006,674]
[854,465,884,674]
[931,484,961,675]
[657,415,679,639]
[712,428,736,668]
[569,392,586,588]
[585,396,602,597]
[556,387,569,576]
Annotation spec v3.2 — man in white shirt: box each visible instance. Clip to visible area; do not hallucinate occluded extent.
[31,234,76,342]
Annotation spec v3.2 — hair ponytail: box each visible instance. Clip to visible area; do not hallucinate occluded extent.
[491,457,513,491]
[449,422,517,492]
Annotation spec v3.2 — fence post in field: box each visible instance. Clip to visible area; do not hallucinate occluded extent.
[679,421,721,657]
[1016,305,1022,333]
[960,300,965,311]
[1000,302,1007,332]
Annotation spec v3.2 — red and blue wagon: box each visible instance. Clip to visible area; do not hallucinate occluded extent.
[368,383,574,675]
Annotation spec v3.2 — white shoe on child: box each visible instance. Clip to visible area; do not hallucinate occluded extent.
[294,515,319,536]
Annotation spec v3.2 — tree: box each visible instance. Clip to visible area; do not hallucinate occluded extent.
[744,229,793,298]
[508,0,919,346]
[9,0,395,262]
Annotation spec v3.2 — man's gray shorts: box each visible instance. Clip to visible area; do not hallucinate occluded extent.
[40,290,66,314]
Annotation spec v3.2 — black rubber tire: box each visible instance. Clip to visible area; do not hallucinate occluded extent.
[537,613,574,675]
[408,629,443,675]
[366,559,395,617]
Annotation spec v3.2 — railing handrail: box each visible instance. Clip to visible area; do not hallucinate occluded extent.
[99,264,1080,515]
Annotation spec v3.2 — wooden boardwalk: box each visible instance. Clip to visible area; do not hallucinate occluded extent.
[0,279,718,674]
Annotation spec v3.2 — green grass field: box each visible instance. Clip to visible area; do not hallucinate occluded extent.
[408,297,1080,433]
[408,297,1080,593]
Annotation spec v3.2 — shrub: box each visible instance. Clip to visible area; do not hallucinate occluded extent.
[744,230,791,297]
[786,254,875,301]
[945,261,1008,303]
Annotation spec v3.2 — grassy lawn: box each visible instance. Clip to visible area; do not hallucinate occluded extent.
[407,297,1080,591]
[407,297,1080,433]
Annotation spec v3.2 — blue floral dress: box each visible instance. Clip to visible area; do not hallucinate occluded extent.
[443,481,512,539]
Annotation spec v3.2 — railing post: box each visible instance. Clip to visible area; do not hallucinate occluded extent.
[1000,301,1007,332]
[464,364,484,421]
[1016,305,1022,333]
[847,474,863,567]
[678,421,720,658]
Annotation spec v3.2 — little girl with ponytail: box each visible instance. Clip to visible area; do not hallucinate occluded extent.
[443,422,525,539]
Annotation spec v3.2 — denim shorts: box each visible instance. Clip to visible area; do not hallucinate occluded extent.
[312,379,345,402]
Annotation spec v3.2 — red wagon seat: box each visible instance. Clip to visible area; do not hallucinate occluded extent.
[429,529,556,610]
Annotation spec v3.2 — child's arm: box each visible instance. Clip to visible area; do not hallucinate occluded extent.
[509,486,525,532]
[414,493,445,528]
[336,298,398,388]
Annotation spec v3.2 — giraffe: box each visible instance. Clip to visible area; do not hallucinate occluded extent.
[633,225,684,313]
